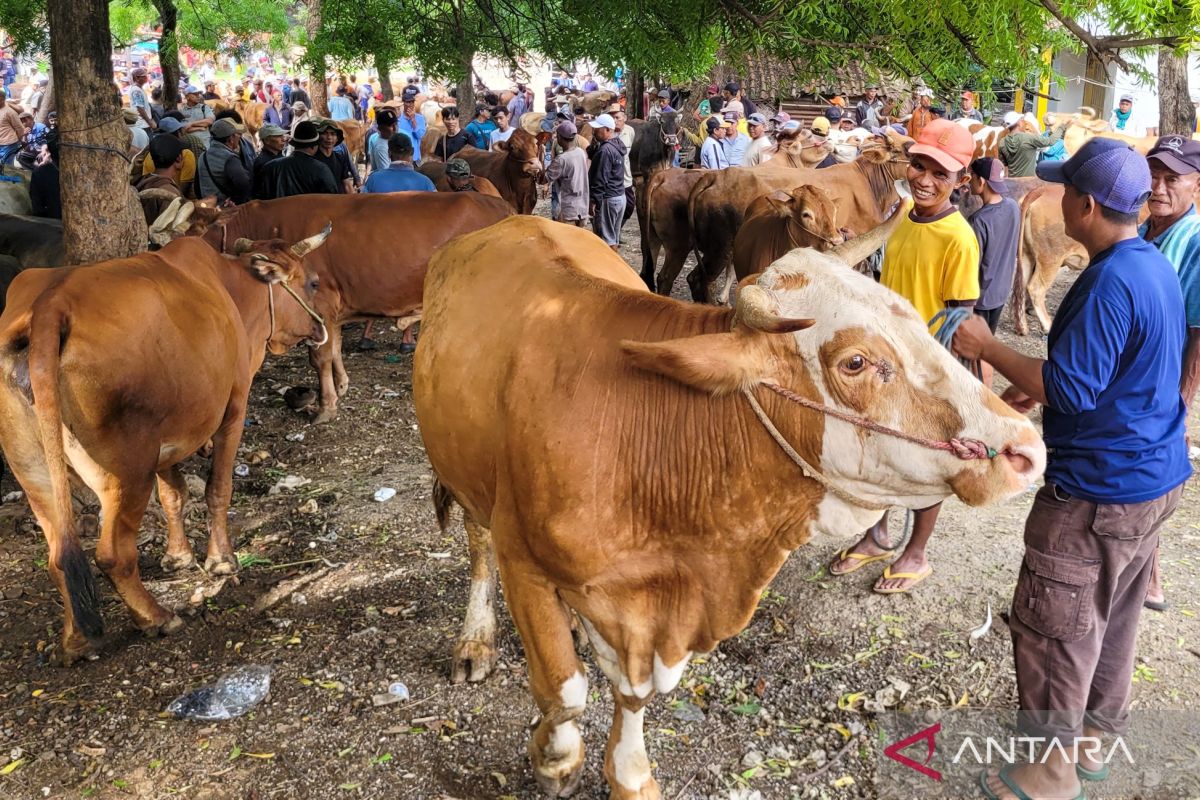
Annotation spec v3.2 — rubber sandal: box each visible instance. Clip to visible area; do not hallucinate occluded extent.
[873,564,933,594]
[1076,762,1109,782]
[978,765,1088,799]
[1143,598,1168,612]
[828,546,894,576]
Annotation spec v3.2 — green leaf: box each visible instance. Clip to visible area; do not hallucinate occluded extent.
[730,702,762,716]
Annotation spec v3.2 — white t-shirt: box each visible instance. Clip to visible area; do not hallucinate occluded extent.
[617,125,635,187]
[489,127,514,148]
[744,135,773,166]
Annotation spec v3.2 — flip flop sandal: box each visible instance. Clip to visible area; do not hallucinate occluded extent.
[1076,763,1109,782]
[828,546,894,576]
[873,564,933,595]
[979,765,1088,800]
[1143,598,1168,612]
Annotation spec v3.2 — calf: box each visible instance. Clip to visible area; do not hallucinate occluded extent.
[732,185,844,283]
[414,215,1045,798]
[0,229,331,664]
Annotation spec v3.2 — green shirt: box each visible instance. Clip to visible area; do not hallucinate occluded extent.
[998,126,1064,177]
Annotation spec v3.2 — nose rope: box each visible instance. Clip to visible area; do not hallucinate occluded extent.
[760,381,998,460]
[929,307,983,381]
[264,282,328,347]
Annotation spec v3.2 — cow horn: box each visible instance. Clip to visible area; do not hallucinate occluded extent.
[831,201,909,267]
[232,238,256,254]
[290,222,333,258]
[735,284,814,334]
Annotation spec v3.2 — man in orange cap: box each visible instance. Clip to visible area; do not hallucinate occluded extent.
[828,118,981,595]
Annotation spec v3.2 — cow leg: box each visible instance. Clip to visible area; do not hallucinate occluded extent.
[500,559,587,797]
[25,485,94,662]
[307,332,341,424]
[330,325,350,397]
[603,688,660,800]
[202,402,246,575]
[94,476,183,636]
[452,517,499,683]
[157,466,195,571]
[653,244,687,298]
[1027,266,1058,335]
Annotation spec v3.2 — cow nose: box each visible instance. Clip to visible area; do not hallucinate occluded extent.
[1000,426,1046,484]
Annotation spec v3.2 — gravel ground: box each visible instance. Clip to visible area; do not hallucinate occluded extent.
[0,209,1198,800]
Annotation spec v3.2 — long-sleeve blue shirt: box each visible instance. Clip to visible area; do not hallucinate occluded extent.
[397,113,427,164]
[1042,236,1191,503]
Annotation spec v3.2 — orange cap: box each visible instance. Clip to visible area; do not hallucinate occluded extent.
[830,96,846,107]
[908,118,975,171]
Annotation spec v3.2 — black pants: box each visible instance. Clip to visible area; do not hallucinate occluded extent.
[978,305,1004,333]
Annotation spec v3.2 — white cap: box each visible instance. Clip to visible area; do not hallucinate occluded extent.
[589,113,616,130]
[1003,111,1021,128]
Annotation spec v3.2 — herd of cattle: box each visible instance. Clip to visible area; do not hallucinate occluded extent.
[0,100,1168,798]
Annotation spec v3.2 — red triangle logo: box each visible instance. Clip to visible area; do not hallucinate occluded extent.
[884,722,943,781]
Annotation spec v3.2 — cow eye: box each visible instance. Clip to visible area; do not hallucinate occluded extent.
[842,355,867,374]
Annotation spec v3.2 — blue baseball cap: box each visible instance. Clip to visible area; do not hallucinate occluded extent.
[1035,138,1151,214]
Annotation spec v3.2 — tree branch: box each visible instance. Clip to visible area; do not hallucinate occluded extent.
[1096,34,1183,48]
[1037,0,1132,71]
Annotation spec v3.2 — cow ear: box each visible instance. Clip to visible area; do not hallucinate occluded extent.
[495,140,509,153]
[765,191,792,214]
[244,252,292,285]
[622,332,771,395]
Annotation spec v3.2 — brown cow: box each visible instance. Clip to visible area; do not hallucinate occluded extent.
[954,119,1007,159]
[233,100,267,138]
[731,186,844,282]
[580,89,618,116]
[451,130,542,214]
[413,215,1045,798]
[200,193,512,422]
[687,135,911,302]
[0,231,331,663]
[336,119,367,164]
[639,168,706,293]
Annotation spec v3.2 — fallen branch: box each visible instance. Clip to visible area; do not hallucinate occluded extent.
[796,734,864,784]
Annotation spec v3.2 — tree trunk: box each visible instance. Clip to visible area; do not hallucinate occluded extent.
[1157,45,1193,135]
[456,45,475,114]
[153,0,181,111]
[46,0,145,265]
[34,73,54,123]
[303,0,328,116]
[374,53,393,101]
[626,70,646,119]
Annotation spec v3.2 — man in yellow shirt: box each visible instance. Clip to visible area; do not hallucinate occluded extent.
[140,117,197,198]
[829,117,979,593]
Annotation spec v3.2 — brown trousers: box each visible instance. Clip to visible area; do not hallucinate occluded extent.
[1012,482,1183,740]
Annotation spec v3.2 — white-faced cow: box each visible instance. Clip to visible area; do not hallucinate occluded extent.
[413,216,1046,799]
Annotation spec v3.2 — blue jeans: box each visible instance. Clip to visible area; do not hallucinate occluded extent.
[0,142,21,167]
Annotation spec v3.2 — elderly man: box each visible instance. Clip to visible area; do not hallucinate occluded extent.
[130,67,155,130]
[955,138,1189,800]
[999,111,1069,177]
[743,112,772,166]
[251,123,287,200]
[1138,136,1200,613]
[444,158,483,192]
[699,116,730,169]
[586,113,627,249]
[259,120,337,199]
[956,90,983,122]
[313,118,358,194]
[612,108,637,224]
[180,85,215,146]
[906,87,935,139]
[198,118,252,205]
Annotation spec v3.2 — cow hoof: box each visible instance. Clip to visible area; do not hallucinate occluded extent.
[142,614,185,638]
[335,378,350,397]
[609,779,662,800]
[57,632,99,667]
[530,731,585,798]
[160,552,196,572]
[451,639,498,684]
[310,406,338,425]
[204,555,240,576]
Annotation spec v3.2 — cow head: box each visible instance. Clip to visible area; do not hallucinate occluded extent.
[775,131,833,168]
[496,128,543,177]
[623,212,1045,529]
[764,186,843,250]
[231,224,332,354]
[656,112,681,148]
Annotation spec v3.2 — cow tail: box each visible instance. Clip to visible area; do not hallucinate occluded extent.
[27,301,102,639]
[432,477,455,533]
[687,175,710,268]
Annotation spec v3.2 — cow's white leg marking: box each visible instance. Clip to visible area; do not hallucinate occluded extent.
[613,707,651,790]
[452,518,498,683]
[652,651,690,694]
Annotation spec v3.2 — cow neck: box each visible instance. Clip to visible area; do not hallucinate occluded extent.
[859,157,900,214]
[209,255,275,371]
[618,301,820,558]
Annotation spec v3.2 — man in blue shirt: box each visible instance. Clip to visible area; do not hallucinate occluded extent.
[367,107,398,175]
[1137,135,1200,611]
[362,133,435,194]
[464,105,495,151]
[699,117,730,169]
[397,85,427,165]
[954,139,1190,800]
[328,85,355,121]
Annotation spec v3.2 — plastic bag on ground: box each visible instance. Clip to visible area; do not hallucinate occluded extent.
[166,664,272,721]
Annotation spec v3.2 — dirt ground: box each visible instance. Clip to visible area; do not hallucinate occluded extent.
[1,210,1199,800]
